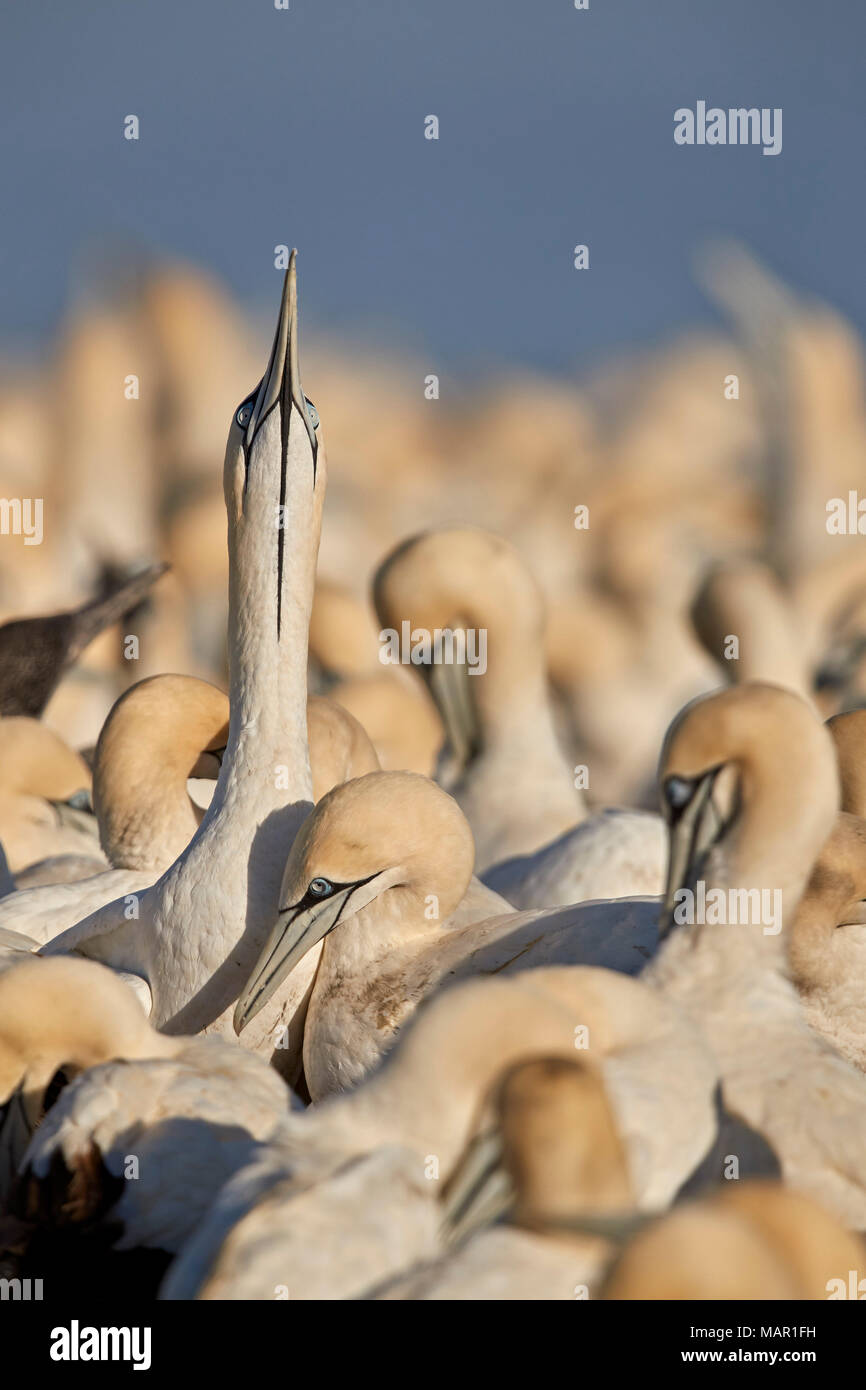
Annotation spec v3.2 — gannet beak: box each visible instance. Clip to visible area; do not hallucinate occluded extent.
[244,250,317,460]
[659,768,724,939]
[427,655,481,777]
[241,250,319,637]
[234,883,363,1035]
[440,1127,513,1247]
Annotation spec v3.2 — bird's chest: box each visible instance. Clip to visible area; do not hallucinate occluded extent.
[306,955,438,1099]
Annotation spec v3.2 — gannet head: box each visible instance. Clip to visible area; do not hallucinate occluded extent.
[372,527,545,776]
[0,717,91,802]
[0,957,174,1197]
[658,682,839,939]
[233,770,474,1034]
[441,1055,634,1247]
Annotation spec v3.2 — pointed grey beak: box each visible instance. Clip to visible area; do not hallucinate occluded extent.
[428,654,481,779]
[245,251,316,458]
[233,883,360,1035]
[440,1127,514,1247]
[659,768,724,939]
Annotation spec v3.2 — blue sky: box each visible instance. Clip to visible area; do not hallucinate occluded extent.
[3,0,863,372]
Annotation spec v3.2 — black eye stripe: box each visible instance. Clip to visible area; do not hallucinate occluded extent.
[279,870,381,916]
[300,877,347,907]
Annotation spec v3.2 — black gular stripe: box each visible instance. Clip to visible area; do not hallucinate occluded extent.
[241,369,318,637]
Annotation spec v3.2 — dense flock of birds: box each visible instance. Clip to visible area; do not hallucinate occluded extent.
[2,248,866,1299]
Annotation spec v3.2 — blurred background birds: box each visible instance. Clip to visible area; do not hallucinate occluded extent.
[4,243,866,806]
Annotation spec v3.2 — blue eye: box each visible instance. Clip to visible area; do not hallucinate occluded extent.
[309,877,333,898]
[305,398,320,430]
[236,402,253,429]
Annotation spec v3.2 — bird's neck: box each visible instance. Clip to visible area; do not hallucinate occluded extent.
[216,462,322,819]
[140,454,324,1031]
[463,642,585,835]
[95,739,207,872]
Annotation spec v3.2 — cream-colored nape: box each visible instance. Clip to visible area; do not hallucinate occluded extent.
[602,1182,865,1300]
[443,1054,633,1243]
[93,673,229,871]
[0,716,96,872]
[496,1056,634,1227]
